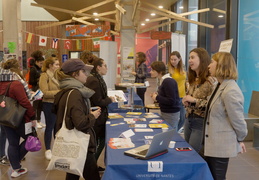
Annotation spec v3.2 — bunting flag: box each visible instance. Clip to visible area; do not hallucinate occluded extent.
[64,40,72,49]
[93,38,100,48]
[52,38,59,49]
[26,33,34,44]
[39,36,47,46]
[76,40,82,50]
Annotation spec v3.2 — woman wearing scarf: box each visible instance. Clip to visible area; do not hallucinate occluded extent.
[0,59,35,178]
[85,58,115,171]
[53,59,101,180]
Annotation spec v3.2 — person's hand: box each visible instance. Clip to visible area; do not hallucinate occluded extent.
[182,95,196,106]
[31,120,37,127]
[109,96,116,102]
[131,71,136,76]
[239,142,246,153]
[150,92,158,101]
[90,108,101,119]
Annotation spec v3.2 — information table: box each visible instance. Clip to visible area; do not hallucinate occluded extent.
[102,113,213,180]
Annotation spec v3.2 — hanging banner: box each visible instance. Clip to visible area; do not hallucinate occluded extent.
[151,31,172,40]
[39,36,47,46]
[65,25,110,37]
[52,38,59,49]
[93,38,100,48]
[26,33,34,44]
[64,40,72,49]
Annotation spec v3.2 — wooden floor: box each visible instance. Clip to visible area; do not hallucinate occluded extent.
[1,78,259,179]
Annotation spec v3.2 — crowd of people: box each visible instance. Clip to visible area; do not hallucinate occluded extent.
[0,48,248,180]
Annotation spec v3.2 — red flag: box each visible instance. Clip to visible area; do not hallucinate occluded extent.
[64,40,72,49]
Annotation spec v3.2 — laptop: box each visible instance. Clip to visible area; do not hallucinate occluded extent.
[124,129,174,160]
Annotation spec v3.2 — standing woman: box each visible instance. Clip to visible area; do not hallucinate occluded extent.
[0,59,36,178]
[54,59,101,180]
[131,52,148,105]
[39,57,60,160]
[205,52,247,180]
[85,58,115,170]
[150,61,180,129]
[168,51,187,131]
[182,48,216,153]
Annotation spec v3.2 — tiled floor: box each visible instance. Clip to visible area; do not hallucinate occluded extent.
[1,77,259,179]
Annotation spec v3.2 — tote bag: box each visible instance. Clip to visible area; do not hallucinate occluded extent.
[0,82,26,128]
[46,90,90,177]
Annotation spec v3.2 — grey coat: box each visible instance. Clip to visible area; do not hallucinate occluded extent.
[204,79,247,158]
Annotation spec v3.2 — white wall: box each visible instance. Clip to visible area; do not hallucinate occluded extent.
[0,0,58,21]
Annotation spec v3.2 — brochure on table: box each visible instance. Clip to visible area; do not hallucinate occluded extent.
[107,90,127,102]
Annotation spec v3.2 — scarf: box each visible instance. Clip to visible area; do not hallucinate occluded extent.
[0,67,32,100]
[59,78,95,107]
[46,69,59,87]
[91,71,107,98]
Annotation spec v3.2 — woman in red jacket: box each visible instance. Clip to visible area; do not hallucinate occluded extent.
[0,59,36,178]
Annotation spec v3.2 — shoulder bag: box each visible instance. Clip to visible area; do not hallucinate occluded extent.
[46,89,90,177]
[0,82,26,128]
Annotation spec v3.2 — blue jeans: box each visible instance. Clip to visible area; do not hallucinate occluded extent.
[184,113,204,153]
[0,125,7,157]
[42,102,57,150]
[3,123,27,169]
[160,111,180,130]
[177,98,186,131]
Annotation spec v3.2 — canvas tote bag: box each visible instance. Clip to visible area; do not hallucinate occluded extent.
[46,90,90,177]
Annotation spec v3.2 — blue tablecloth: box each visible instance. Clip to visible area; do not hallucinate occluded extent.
[102,113,213,180]
[108,92,144,113]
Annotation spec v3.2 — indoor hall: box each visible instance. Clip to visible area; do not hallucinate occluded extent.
[1,78,259,180]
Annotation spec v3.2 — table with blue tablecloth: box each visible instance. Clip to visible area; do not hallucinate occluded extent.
[102,113,213,180]
[108,92,144,113]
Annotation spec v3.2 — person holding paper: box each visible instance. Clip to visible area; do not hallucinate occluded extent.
[54,59,101,180]
[150,61,180,130]
[182,48,216,153]
[204,52,247,180]
[0,59,36,178]
[85,58,115,171]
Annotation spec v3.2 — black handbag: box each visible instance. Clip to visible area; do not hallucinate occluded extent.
[0,82,26,128]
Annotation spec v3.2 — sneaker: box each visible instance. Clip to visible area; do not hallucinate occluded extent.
[45,150,52,160]
[98,166,105,172]
[39,122,46,128]
[36,122,43,129]
[0,156,10,165]
[11,167,28,178]
[178,127,184,134]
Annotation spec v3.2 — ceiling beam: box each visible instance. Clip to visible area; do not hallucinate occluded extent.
[77,0,115,13]
[31,3,116,23]
[36,10,116,30]
[139,7,214,28]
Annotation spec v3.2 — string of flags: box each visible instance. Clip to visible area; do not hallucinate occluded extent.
[23,30,112,49]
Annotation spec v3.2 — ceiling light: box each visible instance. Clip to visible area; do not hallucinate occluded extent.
[145,19,150,22]
[141,23,145,26]
[218,15,224,18]
[158,6,163,9]
[151,13,156,16]
[95,18,99,21]
[179,6,184,9]
[93,12,98,16]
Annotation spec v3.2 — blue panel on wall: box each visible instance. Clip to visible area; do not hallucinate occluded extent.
[238,0,259,113]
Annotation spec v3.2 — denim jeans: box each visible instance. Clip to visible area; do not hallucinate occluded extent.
[42,102,57,150]
[177,98,186,131]
[184,113,204,153]
[160,111,180,130]
[0,125,6,157]
[3,123,27,169]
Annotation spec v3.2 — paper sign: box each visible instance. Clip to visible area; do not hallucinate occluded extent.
[148,161,163,172]
[119,129,135,138]
[219,39,233,53]
[25,122,32,135]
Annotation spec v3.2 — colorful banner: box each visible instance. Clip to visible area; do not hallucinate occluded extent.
[76,40,82,50]
[93,38,100,48]
[52,38,59,49]
[64,40,72,49]
[39,36,47,46]
[66,25,110,37]
[26,33,34,44]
